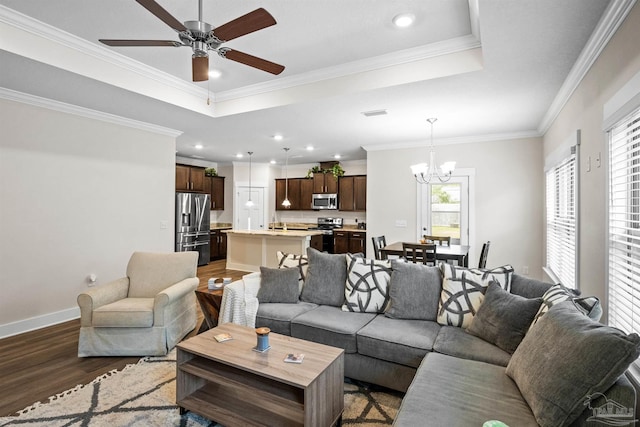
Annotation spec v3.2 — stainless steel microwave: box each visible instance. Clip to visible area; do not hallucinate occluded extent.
[312,193,338,210]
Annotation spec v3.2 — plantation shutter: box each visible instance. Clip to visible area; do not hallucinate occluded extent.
[546,147,577,289]
[608,106,640,334]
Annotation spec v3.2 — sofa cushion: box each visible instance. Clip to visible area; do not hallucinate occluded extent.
[92,298,154,327]
[433,325,511,367]
[393,353,538,427]
[300,248,347,307]
[466,282,542,354]
[277,251,308,293]
[342,254,391,313]
[291,305,376,353]
[437,263,493,328]
[256,302,318,336]
[357,315,440,368]
[509,273,554,298]
[257,266,300,304]
[506,301,640,427]
[385,260,441,320]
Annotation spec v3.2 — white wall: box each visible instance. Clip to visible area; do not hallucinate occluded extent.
[543,3,640,320]
[0,98,176,337]
[367,137,544,277]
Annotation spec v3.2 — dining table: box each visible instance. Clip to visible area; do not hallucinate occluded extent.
[380,242,471,267]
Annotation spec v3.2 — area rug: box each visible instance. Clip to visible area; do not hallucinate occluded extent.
[0,350,403,426]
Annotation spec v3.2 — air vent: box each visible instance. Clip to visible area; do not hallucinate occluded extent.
[361,109,388,117]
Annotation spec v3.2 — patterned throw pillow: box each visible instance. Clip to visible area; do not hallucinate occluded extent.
[277,251,308,293]
[437,263,514,328]
[531,284,602,326]
[342,254,392,313]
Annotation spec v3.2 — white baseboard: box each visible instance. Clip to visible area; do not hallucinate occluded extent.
[0,307,80,339]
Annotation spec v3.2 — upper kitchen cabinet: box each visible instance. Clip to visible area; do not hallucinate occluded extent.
[176,164,205,192]
[204,176,225,210]
[313,173,338,194]
[339,175,367,211]
[276,178,314,211]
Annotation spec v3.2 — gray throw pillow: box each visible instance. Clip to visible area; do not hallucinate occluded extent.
[300,247,347,306]
[257,266,300,304]
[385,260,442,320]
[506,301,640,427]
[466,282,542,354]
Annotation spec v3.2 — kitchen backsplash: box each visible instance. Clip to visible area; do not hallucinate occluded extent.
[277,210,365,226]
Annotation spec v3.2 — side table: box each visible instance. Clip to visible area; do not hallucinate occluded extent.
[195,288,224,334]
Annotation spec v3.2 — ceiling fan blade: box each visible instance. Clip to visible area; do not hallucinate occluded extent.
[192,56,209,82]
[99,39,182,47]
[135,0,187,32]
[213,8,276,42]
[220,49,285,75]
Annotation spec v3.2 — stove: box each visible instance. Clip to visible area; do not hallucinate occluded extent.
[314,217,343,253]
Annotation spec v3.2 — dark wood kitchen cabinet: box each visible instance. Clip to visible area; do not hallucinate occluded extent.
[339,175,367,211]
[276,178,314,210]
[204,176,225,210]
[333,230,366,256]
[210,229,229,260]
[313,173,338,194]
[176,164,205,192]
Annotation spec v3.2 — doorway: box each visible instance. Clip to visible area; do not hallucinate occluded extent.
[236,186,265,230]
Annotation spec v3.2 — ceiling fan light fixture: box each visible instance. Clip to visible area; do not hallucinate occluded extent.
[192,55,209,81]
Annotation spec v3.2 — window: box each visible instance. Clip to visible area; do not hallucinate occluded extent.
[608,107,640,335]
[419,176,469,245]
[545,147,578,289]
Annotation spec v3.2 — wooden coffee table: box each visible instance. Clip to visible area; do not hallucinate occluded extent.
[176,323,345,427]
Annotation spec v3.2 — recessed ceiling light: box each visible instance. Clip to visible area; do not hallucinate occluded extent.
[306,146,314,151]
[236,153,243,158]
[273,134,283,141]
[270,160,277,164]
[194,144,204,149]
[393,13,415,28]
[334,154,341,159]
[209,69,222,79]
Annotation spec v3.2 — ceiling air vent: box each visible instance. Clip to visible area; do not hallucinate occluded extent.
[361,109,388,117]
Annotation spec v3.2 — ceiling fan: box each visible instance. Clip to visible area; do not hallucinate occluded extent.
[99,0,285,82]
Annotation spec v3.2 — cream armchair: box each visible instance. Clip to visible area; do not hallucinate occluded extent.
[77,251,199,357]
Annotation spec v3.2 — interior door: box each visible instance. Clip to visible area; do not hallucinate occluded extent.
[237,187,265,230]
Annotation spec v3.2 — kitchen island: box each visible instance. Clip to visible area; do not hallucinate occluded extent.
[224,229,324,272]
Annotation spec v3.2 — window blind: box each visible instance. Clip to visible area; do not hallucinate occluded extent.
[608,107,640,335]
[546,148,577,289]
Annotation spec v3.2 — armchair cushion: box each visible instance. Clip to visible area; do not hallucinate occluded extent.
[92,298,154,327]
[127,251,198,297]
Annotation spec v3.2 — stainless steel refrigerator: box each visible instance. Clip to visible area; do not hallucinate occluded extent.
[175,192,210,266]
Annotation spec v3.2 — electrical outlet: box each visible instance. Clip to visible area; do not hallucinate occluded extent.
[522,266,529,275]
[160,220,169,229]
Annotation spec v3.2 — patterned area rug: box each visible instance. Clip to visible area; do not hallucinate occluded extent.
[0,350,403,426]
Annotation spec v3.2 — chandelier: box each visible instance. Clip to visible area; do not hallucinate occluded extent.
[410,118,456,184]
[282,147,291,208]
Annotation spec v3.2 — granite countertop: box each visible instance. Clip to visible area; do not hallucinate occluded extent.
[224,229,324,237]
[210,223,232,230]
[334,225,366,231]
[269,222,316,230]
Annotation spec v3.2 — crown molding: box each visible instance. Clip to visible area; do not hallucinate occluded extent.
[362,129,542,152]
[0,5,210,101]
[0,88,183,137]
[538,0,637,134]
[215,34,481,102]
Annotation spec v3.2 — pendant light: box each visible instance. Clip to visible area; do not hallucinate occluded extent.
[282,147,291,208]
[410,118,456,184]
[246,151,254,207]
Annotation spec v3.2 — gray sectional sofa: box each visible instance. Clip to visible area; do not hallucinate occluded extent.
[227,248,640,426]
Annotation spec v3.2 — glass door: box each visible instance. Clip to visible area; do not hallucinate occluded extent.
[420,176,469,245]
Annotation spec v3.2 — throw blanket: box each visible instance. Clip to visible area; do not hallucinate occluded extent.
[218,272,261,327]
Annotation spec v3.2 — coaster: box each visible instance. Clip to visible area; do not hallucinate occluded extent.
[252,346,271,353]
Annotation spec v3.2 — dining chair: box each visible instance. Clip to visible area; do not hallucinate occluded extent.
[371,236,388,260]
[402,242,437,266]
[422,235,451,246]
[478,241,491,269]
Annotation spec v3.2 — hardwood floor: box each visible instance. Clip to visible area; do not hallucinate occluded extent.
[0,259,248,416]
